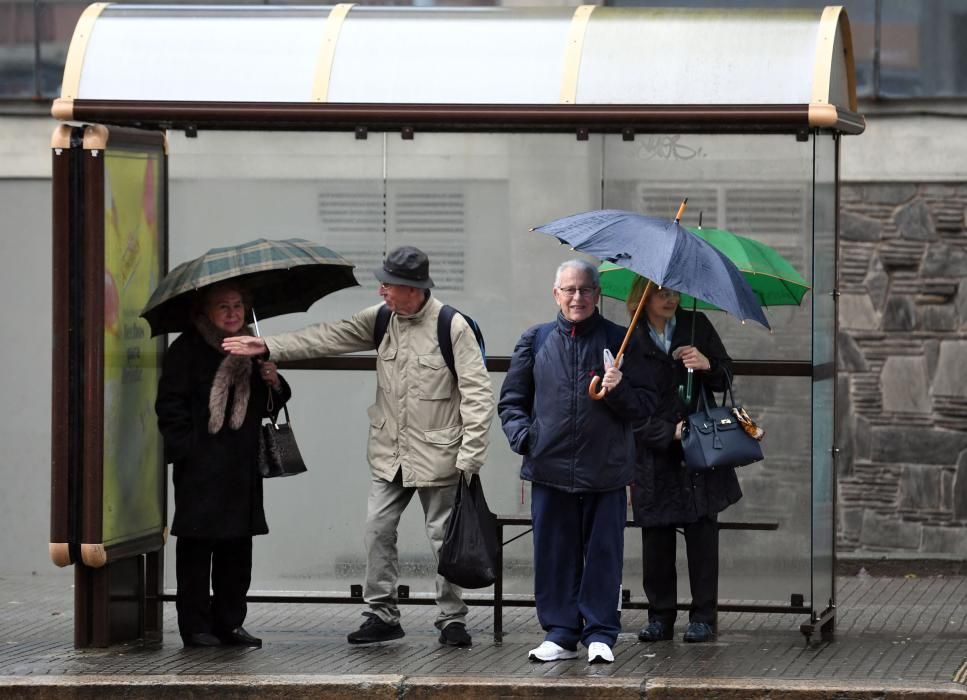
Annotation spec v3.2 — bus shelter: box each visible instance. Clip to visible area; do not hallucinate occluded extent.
[49,4,862,647]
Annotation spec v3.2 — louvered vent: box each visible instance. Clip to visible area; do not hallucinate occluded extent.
[637,183,808,274]
[638,187,720,228]
[318,184,466,292]
[389,186,466,292]
[725,186,807,275]
[317,188,385,285]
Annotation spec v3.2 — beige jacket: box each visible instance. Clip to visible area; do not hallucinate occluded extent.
[265,298,495,487]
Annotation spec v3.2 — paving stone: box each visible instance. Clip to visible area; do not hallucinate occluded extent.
[1,572,966,697]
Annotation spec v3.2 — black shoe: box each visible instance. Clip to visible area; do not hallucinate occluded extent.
[347,613,405,644]
[438,623,472,647]
[638,620,673,642]
[217,626,262,647]
[683,621,715,643]
[182,632,222,648]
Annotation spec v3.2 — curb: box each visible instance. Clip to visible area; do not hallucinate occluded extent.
[1,675,965,699]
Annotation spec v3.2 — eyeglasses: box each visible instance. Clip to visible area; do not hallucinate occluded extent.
[557,286,598,298]
[379,282,397,291]
[655,289,681,300]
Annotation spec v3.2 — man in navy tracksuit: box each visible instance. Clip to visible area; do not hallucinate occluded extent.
[499,259,657,664]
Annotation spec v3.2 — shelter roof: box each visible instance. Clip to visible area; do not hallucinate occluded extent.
[53,4,863,134]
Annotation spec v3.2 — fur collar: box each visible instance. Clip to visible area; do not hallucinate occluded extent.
[193,315,255,434]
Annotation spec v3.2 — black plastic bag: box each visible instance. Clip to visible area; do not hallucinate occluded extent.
[437,473,498,589]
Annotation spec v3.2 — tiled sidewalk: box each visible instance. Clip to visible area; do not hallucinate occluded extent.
[1,569,965,697]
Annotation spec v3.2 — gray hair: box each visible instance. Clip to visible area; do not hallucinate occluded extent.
[554,259,600,288]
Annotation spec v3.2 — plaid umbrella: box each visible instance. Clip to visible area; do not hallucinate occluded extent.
[141,238,358,336]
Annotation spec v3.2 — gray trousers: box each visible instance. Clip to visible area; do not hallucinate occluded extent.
[363,470,468,629]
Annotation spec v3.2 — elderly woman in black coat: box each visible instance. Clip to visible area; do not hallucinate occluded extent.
[626,276,741,644]
[156,280,291,648]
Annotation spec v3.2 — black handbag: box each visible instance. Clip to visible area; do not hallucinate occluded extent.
[681,378,763,472]
[258,405,308,478]
[437,473,498,589]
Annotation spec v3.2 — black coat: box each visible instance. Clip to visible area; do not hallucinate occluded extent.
[630,309,742,527]
[499,311,658,493]
[156,328,291,539]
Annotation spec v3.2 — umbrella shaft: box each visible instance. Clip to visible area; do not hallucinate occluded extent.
[616,280,653,363]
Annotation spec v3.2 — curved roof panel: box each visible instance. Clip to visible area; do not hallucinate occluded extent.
[54,4,863,134]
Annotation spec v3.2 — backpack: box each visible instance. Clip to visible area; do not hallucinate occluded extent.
[373,303,486,377]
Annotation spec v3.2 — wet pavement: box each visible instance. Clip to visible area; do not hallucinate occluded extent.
[1,567,966,698]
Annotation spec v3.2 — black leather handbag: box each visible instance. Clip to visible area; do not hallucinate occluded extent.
[681,379,763,472]
[258,405,308,478]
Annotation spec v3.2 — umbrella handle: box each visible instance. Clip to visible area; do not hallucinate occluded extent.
[588,280,653,401]
[674,197,688,223]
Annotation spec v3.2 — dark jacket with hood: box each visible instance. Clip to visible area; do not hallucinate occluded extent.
[631,308,742,527]
[499,310,657,493]
[156,324,291,539]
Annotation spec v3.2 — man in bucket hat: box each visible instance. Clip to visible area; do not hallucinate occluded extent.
[223,246,495,647]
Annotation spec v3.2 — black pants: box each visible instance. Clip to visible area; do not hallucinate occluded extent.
[641,518,718,625]
[176,536,252,638]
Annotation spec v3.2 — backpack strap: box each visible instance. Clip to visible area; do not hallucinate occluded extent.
[532,322,556,357]
[437,304,458,377]
[437,304,486,378]
[373,304,392,350]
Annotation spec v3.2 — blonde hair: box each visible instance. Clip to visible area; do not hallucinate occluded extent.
[625,275,655,320]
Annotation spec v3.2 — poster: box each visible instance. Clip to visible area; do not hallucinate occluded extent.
[102,148,165,546]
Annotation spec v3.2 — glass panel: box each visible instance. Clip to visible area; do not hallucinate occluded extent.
[36,2,87,98]
[811,132,837,615]
[163,131,611,594]
[0,1,38,98]
[601,132,817,605]
[383,133,606,593]
[601,133,815,362]
[161,130,826,609]
[164,130,388,592]
[841,0,877,98]
[879,0,967,98]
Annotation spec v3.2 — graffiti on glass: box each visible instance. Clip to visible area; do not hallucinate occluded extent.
[638,135,704,161]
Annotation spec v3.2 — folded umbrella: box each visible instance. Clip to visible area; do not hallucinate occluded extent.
[141,237,359,336]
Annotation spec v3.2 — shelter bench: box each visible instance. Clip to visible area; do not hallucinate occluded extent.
[491,514,780,643]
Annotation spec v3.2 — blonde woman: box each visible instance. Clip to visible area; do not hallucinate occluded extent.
[626,275,740,644]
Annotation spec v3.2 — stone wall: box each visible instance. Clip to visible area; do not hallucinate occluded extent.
[837,183,967,555]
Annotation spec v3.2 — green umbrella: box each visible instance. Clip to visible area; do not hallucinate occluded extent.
[141,237,359,336]
[598,226,809,401]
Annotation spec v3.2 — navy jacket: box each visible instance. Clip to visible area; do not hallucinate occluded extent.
[499,310,658,493]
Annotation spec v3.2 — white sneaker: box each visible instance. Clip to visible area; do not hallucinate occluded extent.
[588,641,614,664]
[528,640,579,662]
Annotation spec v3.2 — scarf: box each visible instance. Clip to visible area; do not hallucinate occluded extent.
[193,315,255,434]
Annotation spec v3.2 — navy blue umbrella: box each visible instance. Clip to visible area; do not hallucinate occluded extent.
[533,207,769,330]
[533,202,769,400]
